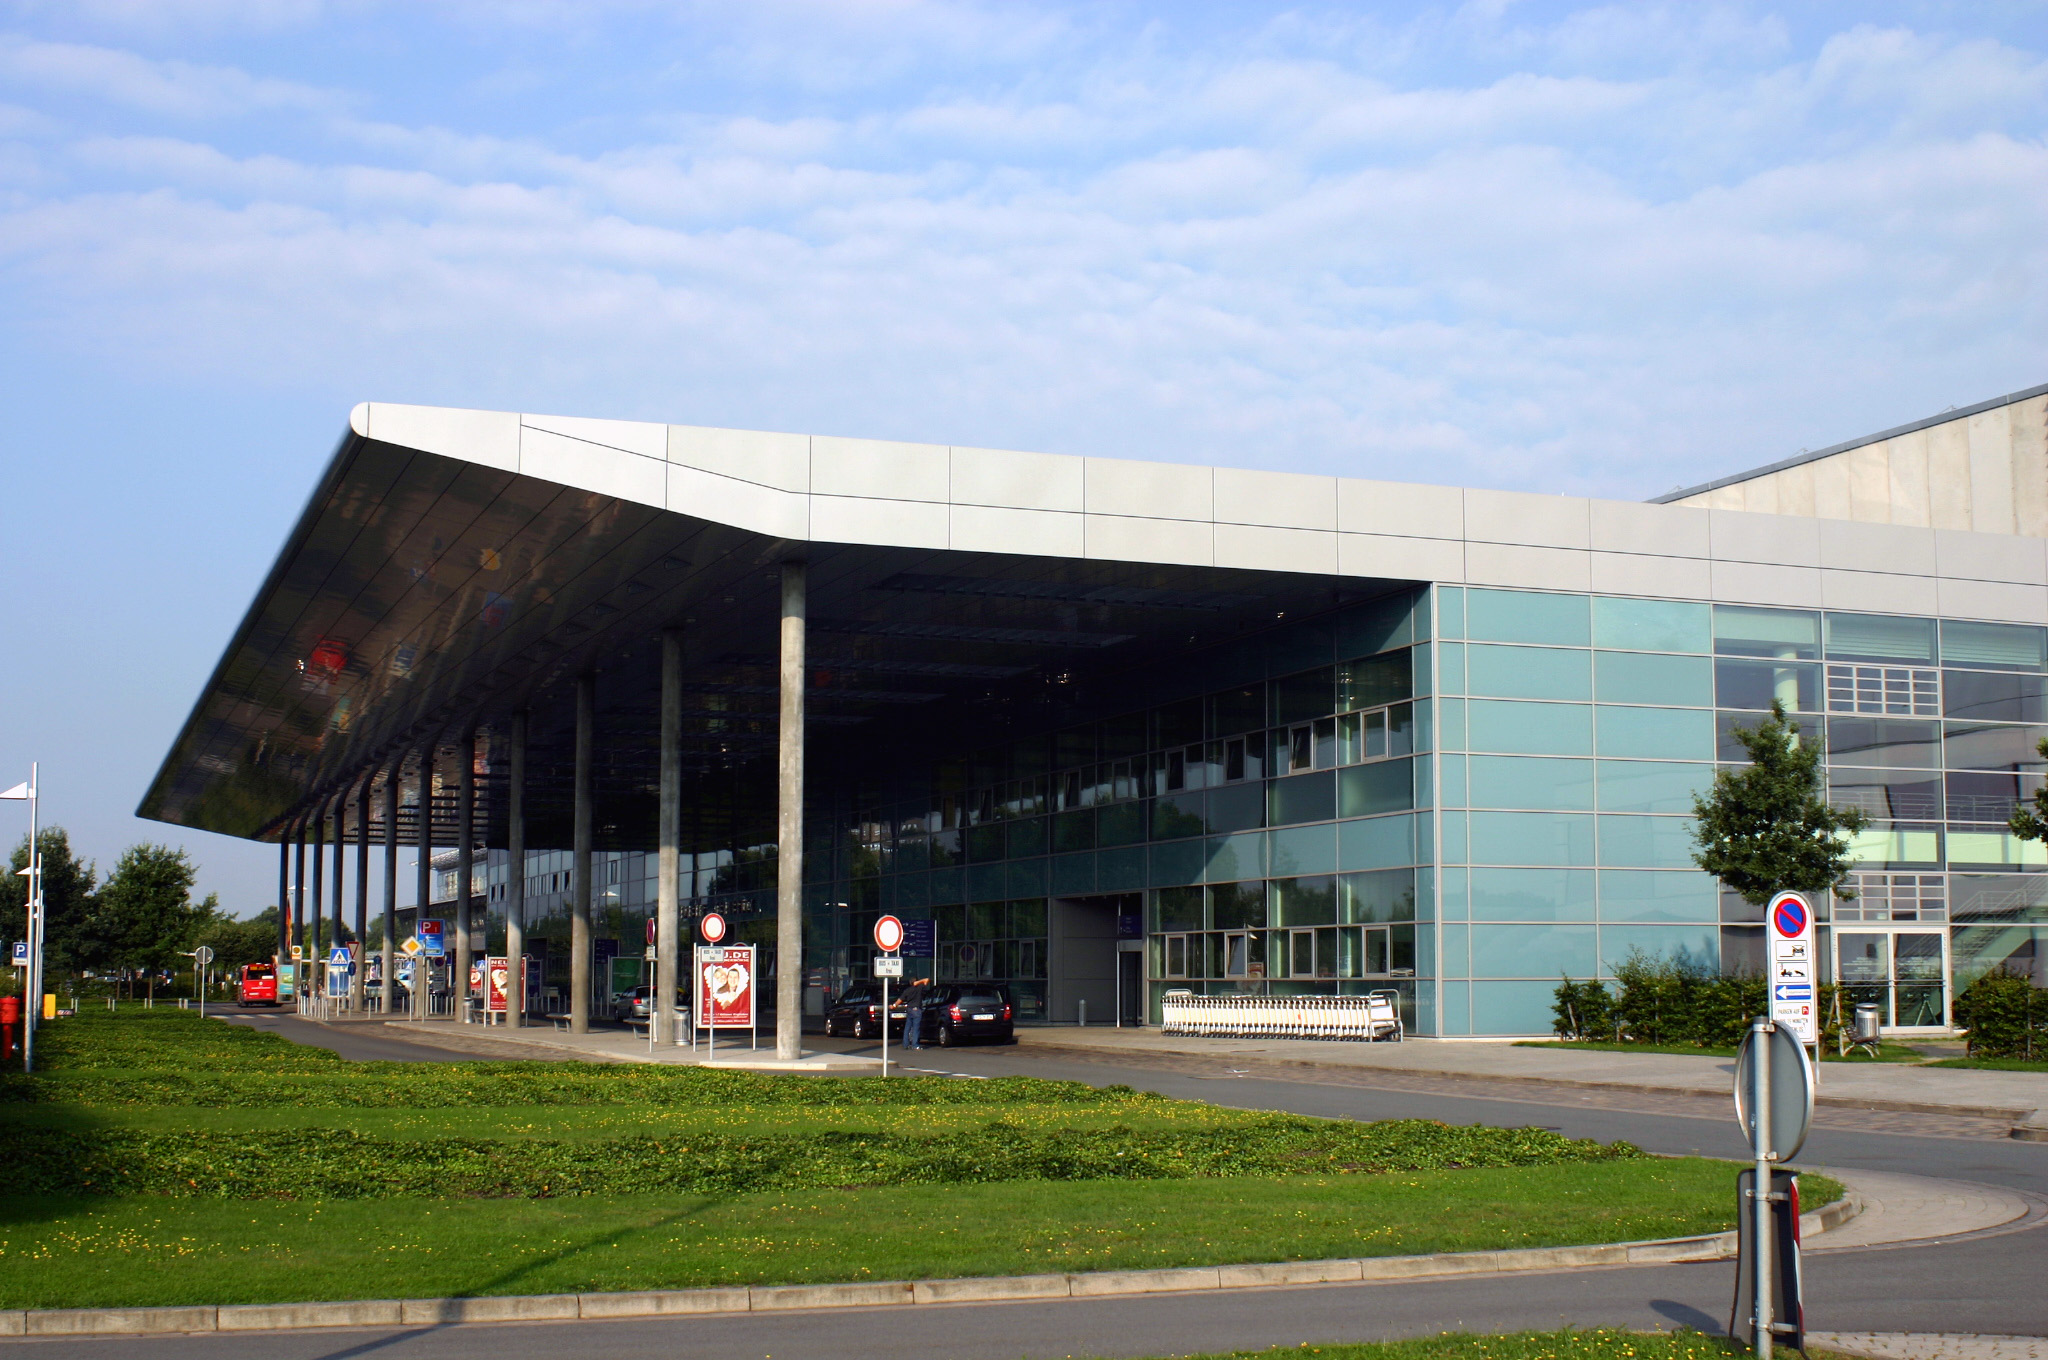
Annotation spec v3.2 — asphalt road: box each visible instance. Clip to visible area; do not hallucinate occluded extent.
[17,1016,2043,1358]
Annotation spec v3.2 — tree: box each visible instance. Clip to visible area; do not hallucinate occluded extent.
[195,904,281,973]
[2006,738,2048,849]
[3,829,98,983]
[91,845,208,997]
[1690,701,1868,905]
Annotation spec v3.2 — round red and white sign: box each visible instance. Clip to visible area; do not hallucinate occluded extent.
[873,914,904,953]
[700,912,727,944]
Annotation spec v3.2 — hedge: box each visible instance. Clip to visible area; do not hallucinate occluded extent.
[7,1119,1644,1199]
[1953,971,2048,1059]
[1552,951,1847,1050]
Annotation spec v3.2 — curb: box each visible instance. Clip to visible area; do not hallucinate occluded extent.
[1014,1040,2040,1124]
[2009,1109,2048,1142]
[0,1198,1854,1339]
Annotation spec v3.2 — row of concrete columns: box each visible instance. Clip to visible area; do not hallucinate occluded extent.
[272,559,808,1056]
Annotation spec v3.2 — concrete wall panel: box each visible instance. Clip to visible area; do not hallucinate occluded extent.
[1885,429,1932,528]
[1968,410,2017,535]
[2012,399,2048,537]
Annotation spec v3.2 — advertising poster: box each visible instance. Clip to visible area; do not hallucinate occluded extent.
[695,945,755,1028]
[484,956,510,1013]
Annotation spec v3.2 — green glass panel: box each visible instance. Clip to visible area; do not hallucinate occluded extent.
[1441,754,1467,809]
[1469,867,1596,921]
[1098,846,1145,892]
[1466,590,1590,646]
[1269,771,1336,825]
[1006,857,1048,898]
[1596,814,1697,869]
[1342,868,1416,923]
[1153,793,1208,840]
[1270,822,1338,877]
[1826,612,1935,664]
[1338,651,1413,708]
[1203,832,1265,883]
[1050,852,1095,896]
[1594,651,1712,707]
[1437,865,1467,922]
[1598,925,1718,975]
[1470,979,1572,1033]
[1469,927,1596,980]
[1466,700,1593,755]
[1437,585,1464,640]
[1436,642,1465,697]
[1097,802,1146,848]
[928,865,962,905]
[1467,756,1594,810]
[967,863,1006,901]
[1339,759,1414,817]
[1715,605,1819,660]
[1592,597,1710,654]
[1272,667,1337,725]
[1595,760,1712,813]
[1148,839,1205,887]
[1468,811,1596,866]
[1943,620,2048,671]
[1339,814,1415,870]
[1009,898,1048,936]
[1274,875,1338,926]
[1466,645,1591,701]
[1209,881,1267,929]
[1006,817,1047,859]
[1152,886,1203,932]
[1439,810,1466,863]
[1595,706,1714,760]
[1596,870,1717,922]
[965,824,1004,862]
[1052,809,1096,852]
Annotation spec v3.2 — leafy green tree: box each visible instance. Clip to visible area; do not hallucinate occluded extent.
[195,904,281,973]
[1690,701,1868,905]
[91,845,208,997]
[3,829,98,985]
[2006,738,2048,847]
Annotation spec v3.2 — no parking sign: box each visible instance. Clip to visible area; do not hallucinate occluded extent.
[1767,889,1816,1044]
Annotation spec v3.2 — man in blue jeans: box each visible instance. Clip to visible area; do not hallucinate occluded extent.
[901,979,931,1048]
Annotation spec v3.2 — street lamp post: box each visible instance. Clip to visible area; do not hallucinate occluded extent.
[2,764,41,1074]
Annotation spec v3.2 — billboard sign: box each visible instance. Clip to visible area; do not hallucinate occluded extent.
[696,944,756,1028]
[902,919,936,956]
[1767,890,1816,1044]
[484,956,510,1013]
[418,919,446,957]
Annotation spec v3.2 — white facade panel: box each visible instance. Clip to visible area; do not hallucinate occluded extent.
[1337,532,1465,582]
[1464,542,1592,592]
[1591,499,1710,558]
[358,403,520,473]
[1935,530,2048,586]
[519,427,666,508]
[1936,577,2048,625]
[1710,560,1823,608]
[1083,457,1213,521]
[811,435,949,503]
[949,445,1084,512]
[1708,509,1823,567]
[1084,513,1213,566]
[1819,519,1938,576]
[1336,478,1463,540]
[949,504,1086,558]
[665,464,808,540]
[1819,569,1940,616]
[1214,522,1339,574]
[810,494,951,549]
[522,412,667,460]
[1464,489,1590,550]
[668,425,810,492]
[1213,467,1338,531]
[1589,552,1713,600]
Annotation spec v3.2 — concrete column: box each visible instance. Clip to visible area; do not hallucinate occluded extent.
[382,768,398,1016]
[457,730,475,1024]
[656,628,682,1047]
[277,834,291,963]
[352,775,370,1013]
[309,808,325,957]
[293,822,308,963]
[330,796,345,991]
[776,561,805,1061]
[507,710,527,1027]
[570,672,594,1035]
[415,746,434,1021]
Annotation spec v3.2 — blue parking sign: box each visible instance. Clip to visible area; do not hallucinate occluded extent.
[10,940,25,968]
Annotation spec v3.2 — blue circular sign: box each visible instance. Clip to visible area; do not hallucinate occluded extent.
[1772,894,1809,938]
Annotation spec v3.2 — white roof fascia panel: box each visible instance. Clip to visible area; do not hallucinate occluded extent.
[1590,552,1713,600]
[666,463,809,540]
[1711,560,1823,608]
[356,402,520,474]
[1591,499,1710,558]
[1215,522,1339,574]
[1820,569,1940,616]
[668,425,811,494]
[1819,519,1939,576]
[1935,529,2048,586]
[1465,489,1591,550]
[810,494,952,550]
[950,445,1084,513]
[950,504,1087,558]
[1708,508,1823,568]
[1337,478,1463,540]
[1466,542,1592,592]
[519,426,667,508]
[1937,577,2048,625]
[521,412,667,460]
[1084,456,1214,521]
[1213,467,1338,531]
[812,435,949,503]
[1084,512,1214,566]
[1339,532,1465,582]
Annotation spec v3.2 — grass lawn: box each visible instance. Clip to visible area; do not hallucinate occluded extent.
[1516,1039,1926,1063]
[0,1009,1823,1311]
[1144,1333,1762,1360]
[1924,1055,2048,1072]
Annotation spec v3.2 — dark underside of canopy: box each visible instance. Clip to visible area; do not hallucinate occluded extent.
[142,432,1417,852]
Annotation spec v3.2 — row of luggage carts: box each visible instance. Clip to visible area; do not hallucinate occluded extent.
[1159,990,1403,1041]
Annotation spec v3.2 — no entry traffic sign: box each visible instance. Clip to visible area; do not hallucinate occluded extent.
[1766,889,1816,1043]
[873,914,904,953]
[700,912,727,944]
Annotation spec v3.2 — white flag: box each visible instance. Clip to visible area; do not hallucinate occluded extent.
[0,782,26,800]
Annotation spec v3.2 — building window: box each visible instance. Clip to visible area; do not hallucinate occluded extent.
[1826,663,1939,717]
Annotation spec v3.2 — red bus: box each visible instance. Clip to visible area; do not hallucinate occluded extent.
[238,962,280,1007]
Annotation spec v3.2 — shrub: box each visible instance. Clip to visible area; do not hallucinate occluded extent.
[1551,977,1616,1041]
[1552,951,1770,1050]
[1953,970,2047,1059]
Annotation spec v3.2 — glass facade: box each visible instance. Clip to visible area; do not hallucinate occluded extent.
[442,588,2048,1037]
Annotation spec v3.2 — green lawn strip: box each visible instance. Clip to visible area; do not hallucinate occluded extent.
[1922,1055,2048,1072]
[0,1159,1777,1310]
[1125,1332,1758,1360]
[1515,1039,1925,1063]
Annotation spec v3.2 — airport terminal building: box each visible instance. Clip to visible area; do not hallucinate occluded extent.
[144,382,2048,1038]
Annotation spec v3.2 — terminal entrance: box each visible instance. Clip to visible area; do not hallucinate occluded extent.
[1836,929,1948,1031]
[1048,894,1138,1026]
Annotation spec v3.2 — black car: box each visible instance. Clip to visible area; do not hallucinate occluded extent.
[822,982,911,1039]
[908,983,1015,1047]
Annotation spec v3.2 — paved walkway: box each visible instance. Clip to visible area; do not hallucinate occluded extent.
[1812,1337,2048,1359]
[1010,1026,2048,1121]
[1808,1168,2038,1251]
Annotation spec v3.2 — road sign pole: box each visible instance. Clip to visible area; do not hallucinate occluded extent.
[1752,1015,1772,1360]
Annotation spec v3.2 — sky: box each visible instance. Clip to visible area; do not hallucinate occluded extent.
[0,0,2044,917]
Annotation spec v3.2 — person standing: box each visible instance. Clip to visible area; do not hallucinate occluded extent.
[902,978,931,1049]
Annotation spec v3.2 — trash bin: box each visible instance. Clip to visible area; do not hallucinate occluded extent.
[1852,1002,1882,1045]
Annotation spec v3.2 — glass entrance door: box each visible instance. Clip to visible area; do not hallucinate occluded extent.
[1837,930,1948,1030]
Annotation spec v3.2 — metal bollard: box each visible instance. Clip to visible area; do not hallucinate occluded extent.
[1077,998,1087,1027]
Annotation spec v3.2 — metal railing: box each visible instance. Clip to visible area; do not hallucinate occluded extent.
[1159,990,1403,1041]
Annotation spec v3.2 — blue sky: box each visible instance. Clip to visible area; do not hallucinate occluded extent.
[1,1,2044,914]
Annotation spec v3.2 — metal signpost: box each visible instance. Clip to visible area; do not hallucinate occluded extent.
[873,915,904,1078]
[1766,890,1817,1047]
[697,912,726,1061]
[2,767,42,1072]
[1733,1008,1814,1359]
[184,945,215,1018]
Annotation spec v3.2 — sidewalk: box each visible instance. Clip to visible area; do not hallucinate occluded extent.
[1008,1026,2048,1124]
